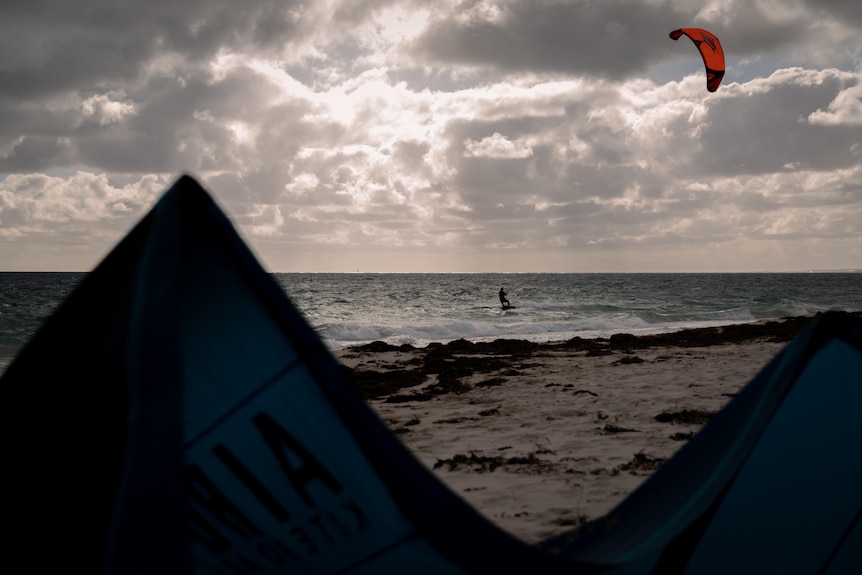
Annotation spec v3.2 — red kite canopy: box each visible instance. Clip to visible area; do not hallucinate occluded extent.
[669,28,725,92]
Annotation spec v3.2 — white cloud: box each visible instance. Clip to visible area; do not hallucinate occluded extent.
[0,172,164,237]
[463,133,533,159]
[81,93,138,125]
[246,203,285,236]
[808,81,862,125]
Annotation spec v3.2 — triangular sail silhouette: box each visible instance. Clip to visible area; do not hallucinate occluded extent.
[3,176,860,574]
[1,175,580,574]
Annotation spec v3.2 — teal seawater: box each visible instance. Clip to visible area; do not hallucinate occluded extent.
[1,271,860,373]
[275,272,862,350]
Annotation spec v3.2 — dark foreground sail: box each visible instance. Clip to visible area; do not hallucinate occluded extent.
[0,175,581,574]
[541,308,862,573]
[2,176,861,574]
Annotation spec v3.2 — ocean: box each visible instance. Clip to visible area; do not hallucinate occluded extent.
[2,271,860,375]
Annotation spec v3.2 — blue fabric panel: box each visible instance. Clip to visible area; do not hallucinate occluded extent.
[177,223,301,442]
[821,510,862,575]
[684,339,862,573]
[186,366,430,572]
[107,177,190,574]
[343,540,468,574]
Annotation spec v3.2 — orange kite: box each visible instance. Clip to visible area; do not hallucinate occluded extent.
[669,28,725,92]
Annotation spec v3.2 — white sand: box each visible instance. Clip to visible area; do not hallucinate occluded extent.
[336,338,785,543]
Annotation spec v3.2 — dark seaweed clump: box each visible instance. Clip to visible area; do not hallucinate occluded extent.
[342,315,824,400]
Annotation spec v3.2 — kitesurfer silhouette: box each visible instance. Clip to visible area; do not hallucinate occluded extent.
[499,287,511,309]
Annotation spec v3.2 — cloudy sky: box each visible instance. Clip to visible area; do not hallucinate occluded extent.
[1,0,861,272]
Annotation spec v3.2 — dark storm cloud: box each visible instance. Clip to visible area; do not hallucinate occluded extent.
[802,0,862,26]
[412,0,684,78]
[0,0,326,175]
[1,0,315,76]
[331,0,403,26]
[391,140,432,174]
[410,0,833,81]
[0,1,309,100]
[693,73,862,176]
[692,1,808,56]
[0,135,73,172]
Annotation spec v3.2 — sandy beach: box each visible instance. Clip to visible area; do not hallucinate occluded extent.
[335,316,816,544]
